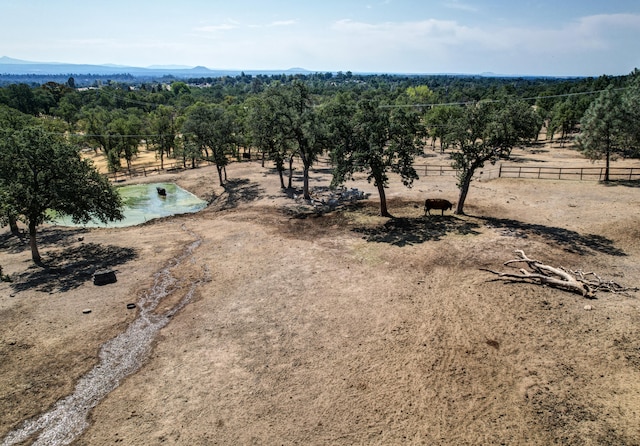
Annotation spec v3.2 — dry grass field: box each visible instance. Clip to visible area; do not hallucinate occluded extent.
[1,141,640,445]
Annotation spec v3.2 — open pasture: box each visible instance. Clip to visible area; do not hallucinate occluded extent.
[1,143,640,445]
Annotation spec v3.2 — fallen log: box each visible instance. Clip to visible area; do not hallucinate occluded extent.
[480,250,637,298]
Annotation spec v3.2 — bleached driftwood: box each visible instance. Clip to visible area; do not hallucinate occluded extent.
[569,269,639,295]
[481,250,638,298]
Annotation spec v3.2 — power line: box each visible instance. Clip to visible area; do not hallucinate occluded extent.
[379,87,630,108]
[49,87,604,138]
[65,133,171,138]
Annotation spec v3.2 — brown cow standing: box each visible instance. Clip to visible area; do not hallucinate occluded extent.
[424,198,453,216]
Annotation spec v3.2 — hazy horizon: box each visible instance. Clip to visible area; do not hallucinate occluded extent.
[2,0,640,77]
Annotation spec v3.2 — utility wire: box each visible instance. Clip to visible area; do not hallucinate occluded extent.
[379,87,629,108]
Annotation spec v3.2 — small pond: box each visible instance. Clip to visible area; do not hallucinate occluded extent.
[53,182,207,228]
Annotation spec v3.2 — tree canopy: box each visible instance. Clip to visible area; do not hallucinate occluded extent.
[437,99,540,214]
[247,81,326,199]
[1,70,639,250]
[575,86,626,182]
[183,103,237,185]
[325,95,424,216]
[0,124,123,263]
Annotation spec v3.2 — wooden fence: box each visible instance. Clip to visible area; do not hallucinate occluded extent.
[496,165,640,181]
[414,164,458,177]
[413,163,640,181]
[109,156,639,183]
[108,159,213,181]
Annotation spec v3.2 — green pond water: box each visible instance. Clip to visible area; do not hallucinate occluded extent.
[53,182,207,228]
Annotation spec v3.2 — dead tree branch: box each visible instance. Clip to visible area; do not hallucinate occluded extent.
[570,269,639,295]
[480,250,637,298]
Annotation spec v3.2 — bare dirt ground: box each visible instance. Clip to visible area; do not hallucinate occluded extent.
[1,142,640,445]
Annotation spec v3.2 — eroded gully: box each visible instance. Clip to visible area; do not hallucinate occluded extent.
[2,226,207,446]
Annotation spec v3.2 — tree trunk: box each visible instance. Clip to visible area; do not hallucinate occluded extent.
[605,146,611,182]
[159,149,164,170]
[9,215,19,235]
[298,148,311,200]
[217,165,224,186]
[455,170,473,215]
[376,181,392,217]
[28,220,42,265]
[303,166,310,200]
[288,156,294,189]
[275,157,285,189]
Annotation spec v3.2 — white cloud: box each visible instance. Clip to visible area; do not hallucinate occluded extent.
[268,20,297,27]
[488,13,640,54]
[326,13,640,74]
[443,1,479,13]
[332,18,497,49]
[11,11,638,75]
[194,23,238,32]
[194,19,241,33]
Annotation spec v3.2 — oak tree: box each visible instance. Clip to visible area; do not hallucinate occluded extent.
[443,99,539,214]
[0,125,123,264]
[326,95,424,217]
[182,103,236,185]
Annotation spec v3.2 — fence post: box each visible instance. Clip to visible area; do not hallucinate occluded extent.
[558,168,562,180]
[498,164,502,178]
[630,168,634,181]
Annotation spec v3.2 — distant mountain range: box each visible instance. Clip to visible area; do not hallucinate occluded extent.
[0,56,580,84]
[0,56,312,78]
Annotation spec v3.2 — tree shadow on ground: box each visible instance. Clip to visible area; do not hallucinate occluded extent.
[11,243,138,293]
[291,173,330,184]
[311,167,335,175]
[0,227,89,255]
[265,166,334,176]
[213,178,264,210]
[601,180,640,188]
[480,216,626,256]
[353,215,481,247]
[507,156,550,164]
[283,187,304,199]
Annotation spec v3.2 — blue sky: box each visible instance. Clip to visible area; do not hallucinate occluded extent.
[1,0,639,76]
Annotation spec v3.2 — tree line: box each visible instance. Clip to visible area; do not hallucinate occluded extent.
[1,71,640,264]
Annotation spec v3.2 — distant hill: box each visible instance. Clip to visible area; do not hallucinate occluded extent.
[0,56,46,65]
[0,56,312,79]
[0,57,579,87]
